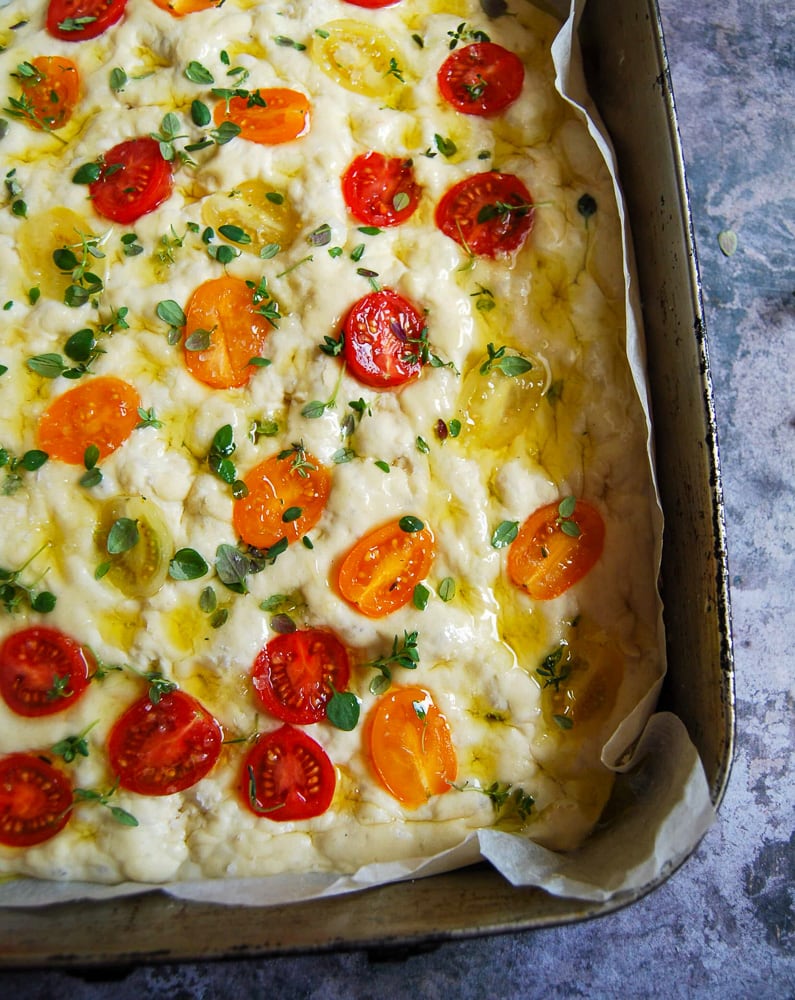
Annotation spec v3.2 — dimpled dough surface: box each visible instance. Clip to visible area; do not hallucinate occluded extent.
[0,0,661,884]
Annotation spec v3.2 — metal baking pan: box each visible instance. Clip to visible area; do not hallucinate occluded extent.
[0,0,734,967]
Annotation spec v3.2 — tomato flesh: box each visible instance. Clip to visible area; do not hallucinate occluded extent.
[0,627,91,717]
[343,288,425,389]
[507,499,605,600]
[343,0,400,7]
[252,629,350,726]
[213,89,310,145]
[37,376,141,465]
[46,0,127,41]
[435,171,534,258]
[337,519,435,618]
[366,686,456,809]
[108,690,223,796]
[438,42,524,117]
[342,152,421,227]
[19,56,80,131]
[233,451,331,550]
[89,137,172,224]
[0,753,72,847]
[241,725,335,821]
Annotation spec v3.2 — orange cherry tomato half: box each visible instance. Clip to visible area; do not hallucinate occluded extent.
[108,690,223,796]
[0,753,73,847]
[150,0,222,15]
[88,137,172,224]
[46,0,127,41]
[507,498,606,601]
[252,629,350,725]
[0,627,92,717]
[366,686,456,809]
[233,451,331,550]
[37,376,141,465]
[241,724,335,821]
[19,56,80,131]
[438,42,524,117]
[342,152,421,228]
[343,288,425,389]
[435,171,534,258]
[183,275,274,389]
[213,88,310,145]
[337,518,435,618]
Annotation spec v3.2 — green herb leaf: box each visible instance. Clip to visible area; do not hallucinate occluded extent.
[326,686,360,731]
[491,520,519,548]
[107,517,139,555]
[169,548,209,581]
[399,515,424,533]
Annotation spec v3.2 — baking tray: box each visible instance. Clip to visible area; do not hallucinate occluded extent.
[0,0,734,967]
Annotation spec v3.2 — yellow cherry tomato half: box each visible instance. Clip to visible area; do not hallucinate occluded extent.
[182,275,273,389]
[507,498,605,600]
[37,376,140,464]
[213,88,310,145]
[366,686,457,809]
[312,20,405,101]
[233,450,331,550]
[19,56,80,131]
[337,518,434,618]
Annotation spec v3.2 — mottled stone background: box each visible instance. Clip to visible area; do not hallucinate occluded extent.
[2,0,793,995]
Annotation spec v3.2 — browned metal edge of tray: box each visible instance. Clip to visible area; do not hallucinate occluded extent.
[0,0,735,968]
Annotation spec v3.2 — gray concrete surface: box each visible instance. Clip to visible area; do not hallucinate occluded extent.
[1,0,793,995]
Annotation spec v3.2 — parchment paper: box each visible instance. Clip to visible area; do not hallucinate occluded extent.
[0,0,716,909]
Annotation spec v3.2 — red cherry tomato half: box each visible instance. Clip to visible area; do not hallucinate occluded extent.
[343,288,425,389]
[507,498,606,600]
[252,629,350,726]
[0,627,92,717]
[342,152,421,227]
[46,0,127,41]
[108,690,223,796]
[438,42,524,117]
[0,753,73,847]
[435,171,534,258]
[241,725,335,821]
[343,0,400,7]
[89,137,172,224]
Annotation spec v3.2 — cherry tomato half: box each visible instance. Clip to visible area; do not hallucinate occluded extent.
[183,275,274,389]
[37,376,141,465]
[213,89,310,146]
[150,0,222,15]
[366,686,457,809]
[337,518,435,618]
[89,137,172,224]
[507,498,605,600]
[343,288,425,389]
[18,56,80,131]
[435,171,534,258]
[0,627,92,717]
[0,753,73,847]
[108,690,223,796]
[342,152,421,228]
[46,0,127,41]
[252,629,350,726]
[343,0,400,7]
[241,725,335,821]
[233,450,331,550]
[438,42,524,117]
